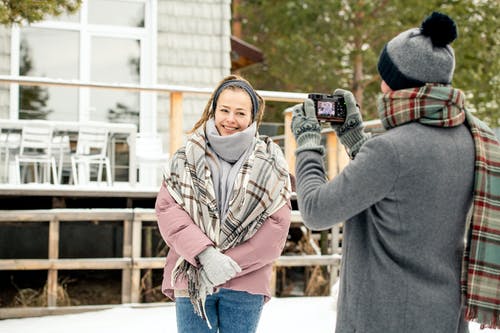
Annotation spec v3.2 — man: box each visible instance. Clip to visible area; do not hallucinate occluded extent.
[290,12,500,332]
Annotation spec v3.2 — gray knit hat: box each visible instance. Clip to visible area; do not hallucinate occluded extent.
[377,12,458,90]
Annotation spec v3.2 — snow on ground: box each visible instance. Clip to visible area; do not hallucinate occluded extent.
[0,296,494,333]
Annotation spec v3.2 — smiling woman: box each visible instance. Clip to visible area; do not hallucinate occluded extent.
[156,74,292,332]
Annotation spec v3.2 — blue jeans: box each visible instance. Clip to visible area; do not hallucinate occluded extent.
[176,288,264,333]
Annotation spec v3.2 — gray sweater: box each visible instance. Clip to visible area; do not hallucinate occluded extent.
[295,122,474,333]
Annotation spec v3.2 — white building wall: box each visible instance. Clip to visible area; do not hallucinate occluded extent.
[156,0,232,148]
[0,27,10,118]
[0,0,232,150]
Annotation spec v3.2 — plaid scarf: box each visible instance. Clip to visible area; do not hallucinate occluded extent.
[163,126,291,323]
[378,83,500,329]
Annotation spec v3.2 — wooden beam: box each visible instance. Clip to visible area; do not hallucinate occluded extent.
[0,303,175,320]
[169,91,183,155]
[47,218,59,307]
[284,110,296,174]
[0,209,134,222]
[122,219,133,303]
[133,257,166,269]
[130,217,143,303]
[326,131,338,180]
[274,254,341,267]
[0,258,131,270]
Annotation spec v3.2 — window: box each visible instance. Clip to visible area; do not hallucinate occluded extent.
[90,37,140,124]
[88,0,145,27]
[11,0,154,129]
[19,28,79,120]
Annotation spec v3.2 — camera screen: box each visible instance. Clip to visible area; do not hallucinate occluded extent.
[308,93,346,123]
[317,101,337,117]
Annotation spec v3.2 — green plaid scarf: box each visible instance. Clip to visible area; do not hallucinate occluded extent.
[163,126,291,324]
[378,83,500,329]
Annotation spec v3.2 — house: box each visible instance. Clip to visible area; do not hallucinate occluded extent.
[0,0,266,185]
[0,0,264,160]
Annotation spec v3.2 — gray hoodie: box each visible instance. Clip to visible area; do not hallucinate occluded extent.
[295,122,474,332]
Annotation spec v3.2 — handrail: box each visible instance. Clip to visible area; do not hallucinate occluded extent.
[0,74,383,177]
[0,75,307,102]
[0,74,307,173]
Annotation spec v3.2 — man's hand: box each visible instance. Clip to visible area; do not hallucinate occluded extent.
[290,99,324,155]
[331,89,370,159]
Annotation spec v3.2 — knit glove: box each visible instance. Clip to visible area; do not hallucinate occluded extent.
[197,246,241,286]
[290,99,325,155]
[331,89,370,159]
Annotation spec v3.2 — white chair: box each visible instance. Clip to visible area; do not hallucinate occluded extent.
[15,123,59,184]
[0,129,21,183]
[136,133,169,187]
[51,134,71,184]
[71,125,112,186]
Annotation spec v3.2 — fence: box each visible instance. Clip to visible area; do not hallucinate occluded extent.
[0,207,342,319]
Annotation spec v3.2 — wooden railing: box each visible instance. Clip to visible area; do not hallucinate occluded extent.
[0,74,382,177]
[0,208,342,319]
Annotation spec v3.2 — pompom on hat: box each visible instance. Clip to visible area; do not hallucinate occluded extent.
[377,12,458,90]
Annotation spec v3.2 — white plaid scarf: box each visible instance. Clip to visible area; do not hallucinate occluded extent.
[163,126,291,322]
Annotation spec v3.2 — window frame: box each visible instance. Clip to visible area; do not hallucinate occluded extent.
[9,0,157,132]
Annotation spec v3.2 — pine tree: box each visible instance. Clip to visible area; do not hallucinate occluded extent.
[239,0,499,126]
[0,0,81,25]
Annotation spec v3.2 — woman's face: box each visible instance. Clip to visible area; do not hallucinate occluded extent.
[214,88,253,136]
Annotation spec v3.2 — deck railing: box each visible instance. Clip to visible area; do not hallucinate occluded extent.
[0,208,342,319]
[0,74,382,177]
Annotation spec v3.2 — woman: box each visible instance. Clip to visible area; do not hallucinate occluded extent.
[155,74,292,333]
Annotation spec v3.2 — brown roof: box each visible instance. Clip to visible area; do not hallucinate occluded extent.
[231,35,264,70]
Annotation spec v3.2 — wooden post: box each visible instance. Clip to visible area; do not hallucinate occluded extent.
[270,266,277,296]
[284,109,296,175]
[330,224,342,287]
[143,226,153,302]
[169,92,183,155]
[130,217,142,303]
[320,135,333,254]
[47,218,59,307]
[326,131,339,180]
[326,131,345,294]
[121,218,132,303]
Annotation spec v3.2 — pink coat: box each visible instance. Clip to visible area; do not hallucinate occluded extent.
[155,183,292,302]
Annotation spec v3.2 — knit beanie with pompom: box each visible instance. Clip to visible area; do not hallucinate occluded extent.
[377,12,458,91]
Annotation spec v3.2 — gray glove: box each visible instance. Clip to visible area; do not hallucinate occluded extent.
[290,99,324,155]
[197,246,241,286]
[331,89,370,159]
[198,268,216,296]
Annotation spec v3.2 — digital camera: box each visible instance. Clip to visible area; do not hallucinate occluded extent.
[308,93,347,123]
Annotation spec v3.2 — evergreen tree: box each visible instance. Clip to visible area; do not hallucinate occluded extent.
[19,39,52,119]
[0,0,81,25]
[239,0,499,126]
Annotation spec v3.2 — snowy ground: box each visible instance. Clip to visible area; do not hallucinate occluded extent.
[0,296,493,333]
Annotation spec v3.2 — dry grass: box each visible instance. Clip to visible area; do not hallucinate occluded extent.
[277,227,331,297]
[10,277,73,307]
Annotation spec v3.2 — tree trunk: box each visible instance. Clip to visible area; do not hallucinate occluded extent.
[353,52,364,108]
